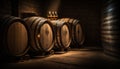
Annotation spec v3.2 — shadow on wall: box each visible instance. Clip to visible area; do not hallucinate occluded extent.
[58,0,102,47]
[0,0,11,16]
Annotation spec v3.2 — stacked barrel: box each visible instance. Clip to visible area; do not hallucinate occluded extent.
[102,0,120,57]
[59,18,84,47]
[50,20,71,51]
[0,14,84,59]
[0,16,55,58]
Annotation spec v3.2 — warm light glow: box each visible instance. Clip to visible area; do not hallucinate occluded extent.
[103,20,112,25]
[105,15,113,20]
[47,11,58,20]
[102,30,112,34]
[49,11,51,14]
[102,26,113,29]
[103,38,115,43]
[37,34,40,38]
[102,35,114,39]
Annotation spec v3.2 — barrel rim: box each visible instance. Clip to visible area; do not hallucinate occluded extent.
[24,17,55,52]
[73,23,84,46]
[35,20,55,52]
[24,17,43,51]
[59,23,71,48]
[1,16,30,57]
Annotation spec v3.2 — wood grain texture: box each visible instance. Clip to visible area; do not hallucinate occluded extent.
[7,22,28,55]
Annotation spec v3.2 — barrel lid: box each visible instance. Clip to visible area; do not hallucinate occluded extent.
[7,22,28,56]
[60,24,71,48]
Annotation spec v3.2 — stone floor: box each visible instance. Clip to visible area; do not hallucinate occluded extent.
[0,47,120,69]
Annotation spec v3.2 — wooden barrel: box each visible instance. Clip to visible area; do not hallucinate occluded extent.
[0,15,29,57]
[24,17,54,55]
[50,20,71,50]
[102,0,120,57]
[59,18,84,47]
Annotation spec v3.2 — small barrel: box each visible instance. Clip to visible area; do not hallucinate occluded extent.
[102,0,120,57]
[59,18,84,47]
[0,15,29,57]
[24,17,55,55]
[50,20,71,50]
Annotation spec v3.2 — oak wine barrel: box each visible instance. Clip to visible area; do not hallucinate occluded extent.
[0,15,29,57]
[59,18,84,47]
[50,20,71,51]
[102,0,120,57]
[24,17,54,55]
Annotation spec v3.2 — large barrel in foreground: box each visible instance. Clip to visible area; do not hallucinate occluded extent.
[24,17,54,55]
[50,20,71,51]
[59,18,84,47]
[0,15,29,57]
[102,0,120,57]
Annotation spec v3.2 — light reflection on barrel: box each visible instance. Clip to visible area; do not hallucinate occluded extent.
[102,0,120,57]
